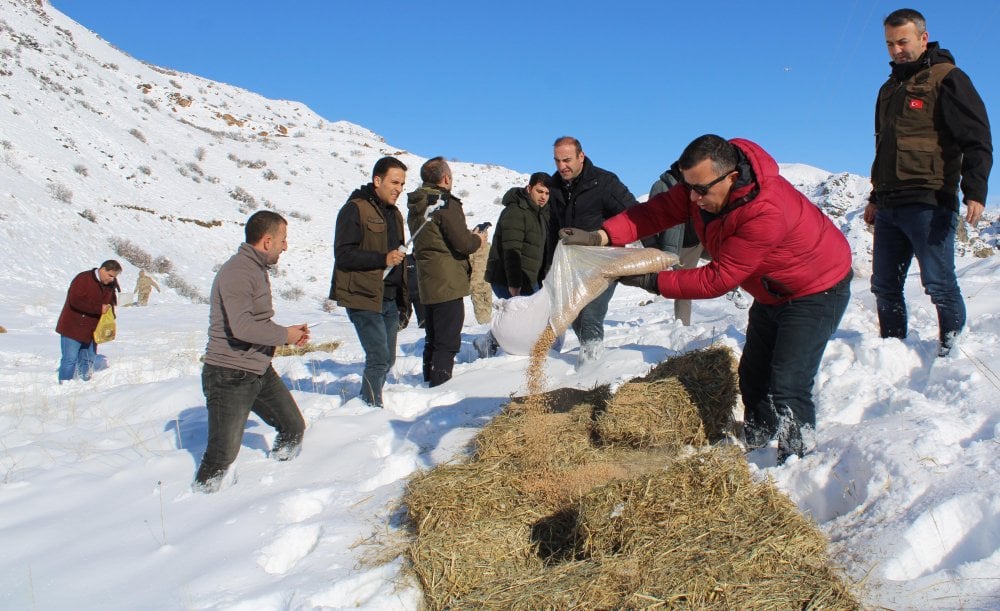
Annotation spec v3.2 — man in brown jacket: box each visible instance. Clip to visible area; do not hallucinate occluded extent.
[407,157,486,386]
[332,156,409,407]
[195,211,309,493]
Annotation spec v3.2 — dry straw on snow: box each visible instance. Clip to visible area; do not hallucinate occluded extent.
[402,345,858,609]
[273,340,340,357]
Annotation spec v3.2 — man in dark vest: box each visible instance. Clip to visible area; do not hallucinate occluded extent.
[864,8,992,357]
[331,156,410,407]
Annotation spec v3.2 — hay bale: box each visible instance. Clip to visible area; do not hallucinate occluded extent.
[474,402,595,467]
[402,347,858,610]
[472,402,646,509]
[638,345,739,441]
[405,463,529,531]
[593,377,708,450]
[461,560,625,609]
[576,446,857,608]
[407,518,544,609]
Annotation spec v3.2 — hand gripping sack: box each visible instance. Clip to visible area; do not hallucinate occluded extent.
[93,308,117,344]
[545,243,677,336]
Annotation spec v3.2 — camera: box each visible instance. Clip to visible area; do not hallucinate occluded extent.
[475,222,492,232]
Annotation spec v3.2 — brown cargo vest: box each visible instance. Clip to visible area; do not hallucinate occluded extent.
[873,62,960,195]
[334,197,403,312]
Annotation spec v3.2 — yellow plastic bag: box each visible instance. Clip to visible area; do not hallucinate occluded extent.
[93,308,117,344]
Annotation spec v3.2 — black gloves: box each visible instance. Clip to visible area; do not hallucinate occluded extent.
[619,272,660,295]
[559,227,604,246]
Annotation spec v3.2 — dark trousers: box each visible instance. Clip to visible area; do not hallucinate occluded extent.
[870,204,964,344]
[572,281,616,346]
[423,298,464,387]
[347,300,399,407]
[739,272,852,452]
[195,363,305,487]
[491,282,539,299]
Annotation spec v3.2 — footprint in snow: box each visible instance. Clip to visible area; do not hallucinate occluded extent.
[277,488,335,524]
[256,523,322,575]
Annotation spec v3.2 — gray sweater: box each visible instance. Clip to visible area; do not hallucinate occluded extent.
[203,242,288,374]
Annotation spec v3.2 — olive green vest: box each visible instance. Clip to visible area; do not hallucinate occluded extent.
[334,197,403,312]
[872,62,960,195]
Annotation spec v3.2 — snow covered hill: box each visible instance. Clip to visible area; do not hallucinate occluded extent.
[1,0,524,309]
[2,1,999,609]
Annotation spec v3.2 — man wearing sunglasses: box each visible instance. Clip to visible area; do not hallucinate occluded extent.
[560,135,853,464]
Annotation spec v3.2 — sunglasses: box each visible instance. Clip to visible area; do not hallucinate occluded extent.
[682,170,734,196]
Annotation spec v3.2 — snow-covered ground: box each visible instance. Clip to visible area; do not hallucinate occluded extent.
[1,1,999,608]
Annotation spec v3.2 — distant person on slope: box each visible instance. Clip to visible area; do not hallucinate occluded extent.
[195,211,309,493]
[134,269,161,306]
[407,157,486,387]
[864,8,992,357]
[561,135,853,463]
[331,156,410,408]
[56,259,121,383]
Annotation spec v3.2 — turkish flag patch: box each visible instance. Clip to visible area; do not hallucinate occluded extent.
[908,98,925,110]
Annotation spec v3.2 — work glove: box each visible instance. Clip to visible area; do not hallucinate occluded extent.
[558,227,603,246]
[619,272,660,295]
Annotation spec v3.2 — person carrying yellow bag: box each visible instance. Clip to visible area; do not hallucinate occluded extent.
[56,260,121,382]
[93,307,116,344]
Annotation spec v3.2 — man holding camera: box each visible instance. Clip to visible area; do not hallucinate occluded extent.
[407,157,487,387]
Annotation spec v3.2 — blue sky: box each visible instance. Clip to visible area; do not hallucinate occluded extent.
[51,0,997,205]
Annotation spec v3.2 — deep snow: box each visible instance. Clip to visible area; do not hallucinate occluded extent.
[1,1,999,608]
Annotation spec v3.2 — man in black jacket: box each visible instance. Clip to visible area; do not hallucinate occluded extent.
[549,136,638,366]
[864,8,992,357]
[485,172,552,298]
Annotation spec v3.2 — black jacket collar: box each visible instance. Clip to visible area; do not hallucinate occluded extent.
[889,42,955,81]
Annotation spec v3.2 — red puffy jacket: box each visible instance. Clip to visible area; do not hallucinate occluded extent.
[56,269,119,343]
[603,138,852,305]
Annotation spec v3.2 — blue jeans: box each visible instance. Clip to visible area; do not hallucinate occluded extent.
[196,364,305,488]
[572,281,616,346]
[491,283,539,300]
[871,204,964,344]
[347,300,399,406]
[59,335,96,382]
[739,272,852,456]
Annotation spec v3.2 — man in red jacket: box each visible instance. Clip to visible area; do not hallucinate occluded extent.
[56,260,122,382]
[561,135,853,463]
